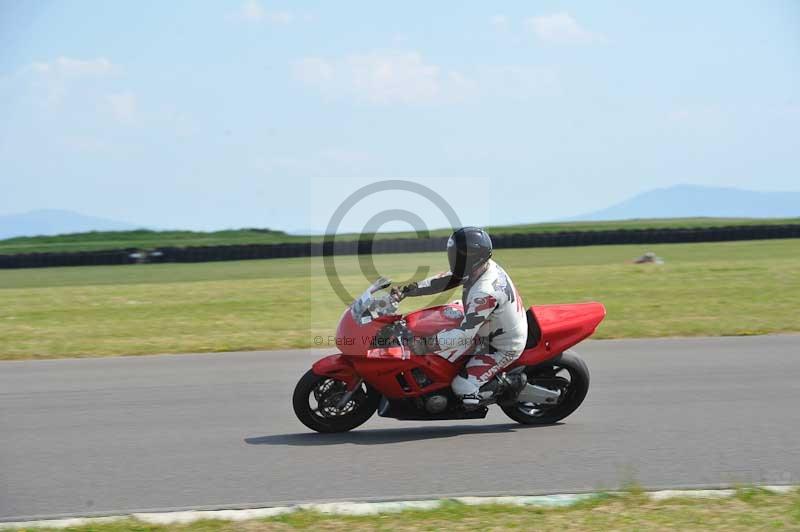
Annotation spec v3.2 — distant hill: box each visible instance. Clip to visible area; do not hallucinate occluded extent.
[3,185,799,249]
[0,209,140,240]
[576,185,800,220]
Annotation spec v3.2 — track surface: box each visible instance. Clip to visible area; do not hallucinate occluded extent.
[2,336,799,521]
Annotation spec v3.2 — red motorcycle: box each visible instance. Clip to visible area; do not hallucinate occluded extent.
[293,278,605,433]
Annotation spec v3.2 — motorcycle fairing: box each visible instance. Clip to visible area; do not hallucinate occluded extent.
[512,302,606,368]
[312,351,463,399]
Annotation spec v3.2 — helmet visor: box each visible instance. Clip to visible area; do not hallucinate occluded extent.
[447,234,467,279]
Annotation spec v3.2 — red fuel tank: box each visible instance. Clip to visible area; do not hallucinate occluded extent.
[405,303,465,337]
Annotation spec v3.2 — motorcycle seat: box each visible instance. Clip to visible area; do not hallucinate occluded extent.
[524,308,542,349]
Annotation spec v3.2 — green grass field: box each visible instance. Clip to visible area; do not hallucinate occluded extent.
[1,217,798,255]
[12,488,800,531]
[0,239,797,360]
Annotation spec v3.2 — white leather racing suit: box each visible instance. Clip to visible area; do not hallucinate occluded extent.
[406,259,528,398]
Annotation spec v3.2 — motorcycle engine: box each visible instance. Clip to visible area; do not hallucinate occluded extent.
[424,394,448,414]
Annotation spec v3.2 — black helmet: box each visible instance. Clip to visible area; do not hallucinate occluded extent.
[447,227,493,279]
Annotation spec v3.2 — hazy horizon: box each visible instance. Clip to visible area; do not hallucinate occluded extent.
[2,183,799,239]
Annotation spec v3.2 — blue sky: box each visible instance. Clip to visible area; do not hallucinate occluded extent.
[1,1,798,233]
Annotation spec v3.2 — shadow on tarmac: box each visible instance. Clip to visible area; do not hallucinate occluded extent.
[245,422,561,446]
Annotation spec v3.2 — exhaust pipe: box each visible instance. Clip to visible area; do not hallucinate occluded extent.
[516,384,561,404]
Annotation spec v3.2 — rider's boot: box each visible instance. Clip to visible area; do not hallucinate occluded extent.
[505,370,528,395]
[452,375,484,407]
[495,371,528,404]
[453,371,528,407]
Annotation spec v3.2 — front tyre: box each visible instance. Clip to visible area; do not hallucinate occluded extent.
[501,350,590,425]
[292,370,379,433]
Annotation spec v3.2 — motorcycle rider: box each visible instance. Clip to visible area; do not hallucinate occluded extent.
[393,227,528,405]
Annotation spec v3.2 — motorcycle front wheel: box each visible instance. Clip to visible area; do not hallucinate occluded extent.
[501,350,590,425]
[292,370,380,433]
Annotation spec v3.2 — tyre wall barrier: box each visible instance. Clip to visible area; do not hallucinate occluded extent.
[1,224,798,269]
[0,249,138,269]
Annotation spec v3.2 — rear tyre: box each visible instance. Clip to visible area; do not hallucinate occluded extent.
[501,350,589,425]
[292,370,379,433]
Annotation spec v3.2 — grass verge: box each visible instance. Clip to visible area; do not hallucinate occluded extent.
[0,239,798,360]
[12,488,800,531]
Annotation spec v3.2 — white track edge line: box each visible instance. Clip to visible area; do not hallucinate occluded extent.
[1,485,795,529]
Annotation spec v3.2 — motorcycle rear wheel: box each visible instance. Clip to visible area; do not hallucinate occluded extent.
[292,370,380,433]
[501,350,589,425]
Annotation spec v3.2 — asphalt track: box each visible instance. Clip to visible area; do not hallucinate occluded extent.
[2,335,799,521]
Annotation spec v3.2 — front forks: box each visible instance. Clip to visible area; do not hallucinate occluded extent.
[335,378,364,409]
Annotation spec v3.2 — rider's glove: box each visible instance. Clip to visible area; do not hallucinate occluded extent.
[401,282,418,297]
[391,282,418,302]
[390,286,404,303]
